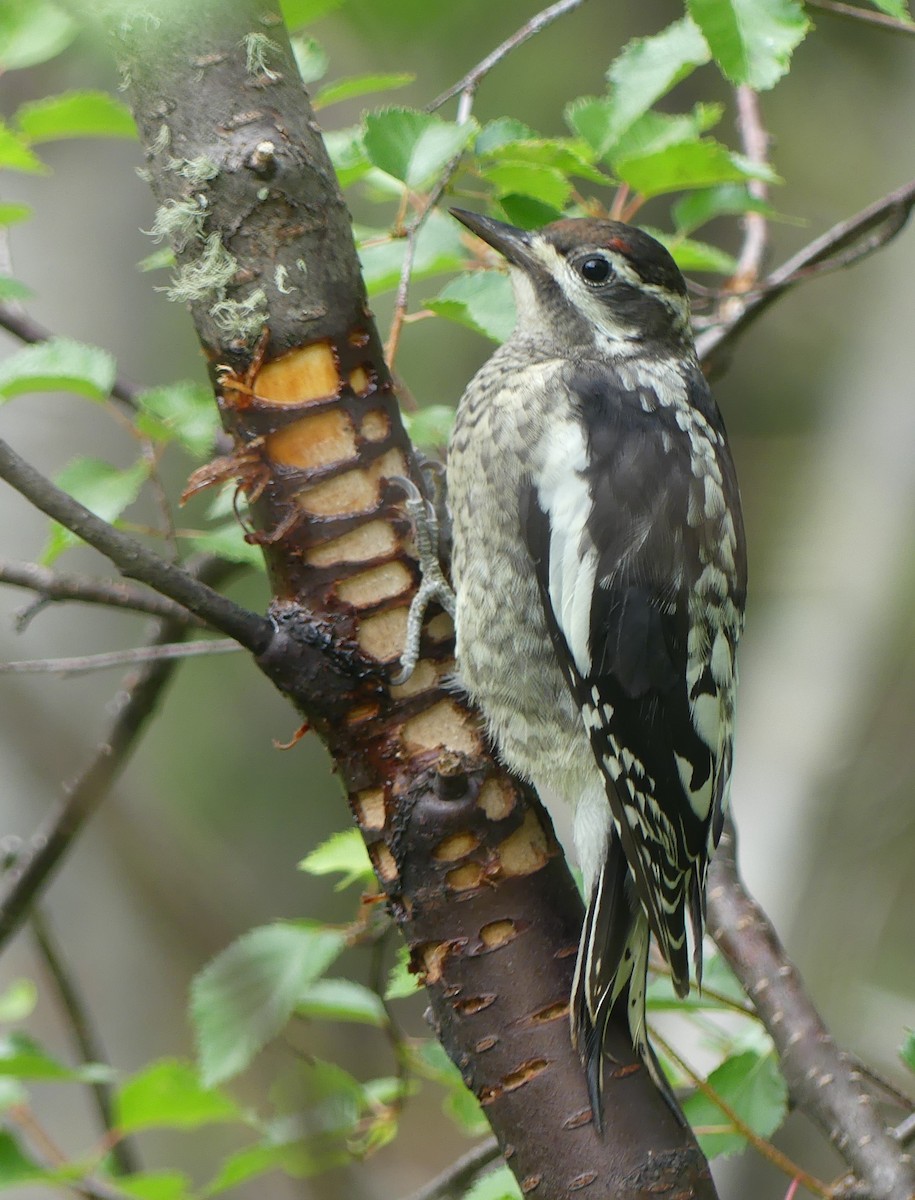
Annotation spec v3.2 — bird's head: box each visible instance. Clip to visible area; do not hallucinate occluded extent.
[451,209,692,355]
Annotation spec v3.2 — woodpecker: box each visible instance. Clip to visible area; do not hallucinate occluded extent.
[443,209,747,1124]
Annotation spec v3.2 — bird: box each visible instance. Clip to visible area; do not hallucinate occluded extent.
[441,208,748,1126]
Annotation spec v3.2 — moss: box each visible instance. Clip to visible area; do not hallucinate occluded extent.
[165,233,237,303]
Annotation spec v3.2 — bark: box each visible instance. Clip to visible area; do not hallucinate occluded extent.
[110,2,717,1196]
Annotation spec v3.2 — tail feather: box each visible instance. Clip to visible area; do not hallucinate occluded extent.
[572,832,685,1130]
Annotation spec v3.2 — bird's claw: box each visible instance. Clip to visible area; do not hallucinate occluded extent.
[389,473,455,686]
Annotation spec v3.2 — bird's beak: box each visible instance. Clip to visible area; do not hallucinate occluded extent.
[451,208,537,271]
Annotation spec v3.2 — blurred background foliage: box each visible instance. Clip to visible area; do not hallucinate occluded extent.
[0,0,913,1197]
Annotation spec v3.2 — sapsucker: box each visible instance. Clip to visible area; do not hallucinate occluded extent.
[444,209,748,1124]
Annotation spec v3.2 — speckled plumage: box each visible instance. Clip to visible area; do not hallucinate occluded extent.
[446,212,747,1124]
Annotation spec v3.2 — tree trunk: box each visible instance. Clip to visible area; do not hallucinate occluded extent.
[110,3,718,1195]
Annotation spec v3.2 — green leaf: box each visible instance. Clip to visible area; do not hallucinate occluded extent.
[642,230,739,275]
[109,1170,195,1200]
[0,1130,47,1186]
[356,210,465,296]
[136,381,220,459]
[0,1032,71,1079]
[205,1061,364,1194]
[290,33,328,84]
[402,404,455,451]
[298,828,374,890]
[0,202,31,226]
[497,194,564,230]
[475,118,537,156]
[608,104,723,163]
[673,182,776,233]
[481,162,572,210]
[687,0,809,90]
[0,0,77,71]
[444,1080,488,1136]
[187,522,265,569]
[192,921,346,1086]
[322,126,371,188]
[280,0,345,28]
[703,951,752,1003]
[42,457,149,564]
[137,247,176,273]
[478,137,606,185]
[413,1039,488,1136]
[15,92,137,142]
[682,1050,788,1159]
[0,276,33,303]
[616,139,778,198]
[203,1138,348,1196]
[0,122,45,173]
[425,271,516,343]
[901,1029,915,1073]
[384,944,422,1000]
[363,108,476,190]
[115,1059,241,1134]
[296,978,386,1026]
[567,17,710,155]
[0,1032,110,1082]
[0,979,37,1023]
[0,337,115,402]
[313,72,415,109]
[867,0,913,17]
[464,1165,522,1200]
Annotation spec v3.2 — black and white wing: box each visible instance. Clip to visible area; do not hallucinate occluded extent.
[521,362,747,996]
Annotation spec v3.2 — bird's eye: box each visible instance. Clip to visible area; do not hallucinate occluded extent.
[579,255,612,285]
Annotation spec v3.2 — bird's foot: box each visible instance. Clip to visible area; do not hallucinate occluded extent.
[389,469,455,686]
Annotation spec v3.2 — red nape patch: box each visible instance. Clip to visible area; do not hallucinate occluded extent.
[604,235,632,255]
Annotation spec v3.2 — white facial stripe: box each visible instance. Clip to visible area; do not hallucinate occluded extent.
[528,238,691,337]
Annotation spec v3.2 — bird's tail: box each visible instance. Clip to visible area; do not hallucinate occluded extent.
[571,832,683,1130]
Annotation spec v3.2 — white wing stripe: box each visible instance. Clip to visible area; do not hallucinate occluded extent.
[536,418,598,677]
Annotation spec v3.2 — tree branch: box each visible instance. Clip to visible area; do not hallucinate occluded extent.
[805,0,915,36]
[707,818,915,1200]
[427,0,588,112]
[0,558,205,629]
[0,303,141,411]
[0,558,236,954]
[730,86,770,291]
[404,1138,500,1200]
[0,439,270,653]
[30,907,140,1177]
[1,637,240,675]
[696,177,915,373]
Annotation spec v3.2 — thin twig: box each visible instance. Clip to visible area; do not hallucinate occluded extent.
[895,1113,915,1146]
[1,637,241,675]
[652,1029,830,1197]
[0,559,237,955]
[0,303,141,411]
[403,1138,501,1200]
[428,0,587,111]
[5,1105,126,1200]
[0,439,271,653]
[806,0,915,36]
[730,86,770,291]
[708,818,915,1199]
[0,558,204,629]
[369,929,412,1118]
[387,2,527,370]
[385,168,459,367]
[30,907,140,1177]
[390,0,590,364]
[697,177,915,372]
